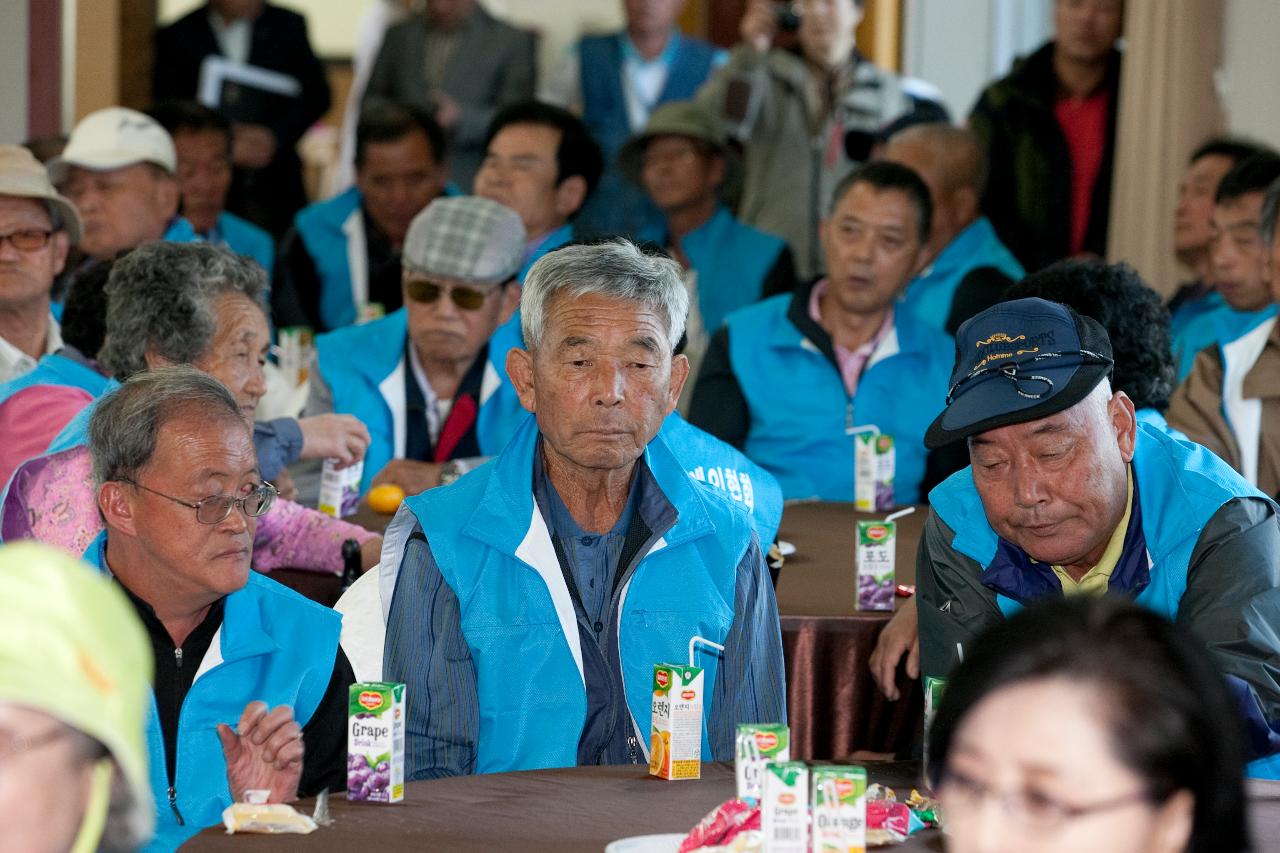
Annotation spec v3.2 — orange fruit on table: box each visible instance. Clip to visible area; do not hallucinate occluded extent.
[367,484,406,514]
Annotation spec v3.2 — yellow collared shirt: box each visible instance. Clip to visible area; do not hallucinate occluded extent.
[1051,469,1134,596]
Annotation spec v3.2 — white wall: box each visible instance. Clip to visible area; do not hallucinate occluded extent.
[0,0,30,144]
[902,0,1052,119]
[1220,0,1280,148]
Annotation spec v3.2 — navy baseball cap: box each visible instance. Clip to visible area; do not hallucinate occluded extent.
[924,297,1115,448]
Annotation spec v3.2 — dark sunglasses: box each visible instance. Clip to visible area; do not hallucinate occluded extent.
[406,278,501,311]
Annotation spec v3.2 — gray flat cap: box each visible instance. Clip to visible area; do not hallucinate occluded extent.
[402,195,526,285]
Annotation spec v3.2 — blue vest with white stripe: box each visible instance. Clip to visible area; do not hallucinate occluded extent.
[899,217,1023,331]
[725,295,952,503]
[215,211,275,276]
[929,423,1280,777]
[401,416,745,773]
[83,531,341,852]
[315,309,518,493]
[0,352,109,406]
[638,207,786,334]
[295,187,363,331]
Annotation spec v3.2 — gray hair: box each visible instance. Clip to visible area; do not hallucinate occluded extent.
[521,239,688,351]
[89,366,246,489]
[1261,176,1280,246]
[97,242,267,381]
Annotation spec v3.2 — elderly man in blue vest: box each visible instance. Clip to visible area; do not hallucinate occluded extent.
[381,238,785,779]
[918,297,1280,778]
[307,195,524,497]
[541,0,725,237]
[689,160,953,503]
[274,102,450,332]
[880,123,1023,334]
[85,367,353,849]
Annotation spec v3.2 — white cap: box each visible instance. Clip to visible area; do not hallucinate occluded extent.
[48,107,176,186]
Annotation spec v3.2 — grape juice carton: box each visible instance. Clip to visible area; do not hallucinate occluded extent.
[762,761,809,853]
[319,459,363,518]
[649,663,703,780]
[854,432,895,512]
[347,682,405,803]
[735,723,790,803]
[811,766,867,853]
[855,519,896,611]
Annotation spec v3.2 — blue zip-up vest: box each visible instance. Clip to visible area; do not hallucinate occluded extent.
[214,211,275,276]
[83,531,341,851]
[578,32,720,236]
[315,309,519,493]
[162,217,198,244]
[295,187,363,331]
[639,207,786,334]
[929,423,1280,778]
[899,217,1023,331]
[1173,301,1278,381]
[725,294,952,502]
[1169,288,1224,341]
[397,416,745,772]
[0,352,109,406]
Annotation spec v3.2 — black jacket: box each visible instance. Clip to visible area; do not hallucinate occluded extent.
[968,42,1121,273]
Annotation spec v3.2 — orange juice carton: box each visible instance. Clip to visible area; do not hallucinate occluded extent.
[811,766,867,853]
[649,663,704,780]
[347,682,405,803]
[735,723,791,803]
[853,430,895,512]
[762,761,809,852]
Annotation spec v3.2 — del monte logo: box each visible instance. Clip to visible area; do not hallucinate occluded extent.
[754,731,779,751]
[655,669,670,690]
[358,691,383,711]
[866,525,889,542]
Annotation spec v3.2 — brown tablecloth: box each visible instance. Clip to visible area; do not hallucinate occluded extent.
[182,761,942,852]
[272,501,927,761]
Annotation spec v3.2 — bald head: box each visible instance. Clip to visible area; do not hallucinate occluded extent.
[882,123,986,254]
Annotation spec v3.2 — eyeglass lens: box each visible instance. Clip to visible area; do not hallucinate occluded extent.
[0,230,53,251]
[406,279,488,311]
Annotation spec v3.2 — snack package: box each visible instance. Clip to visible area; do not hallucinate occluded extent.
[811,766,867,853]
[762,761,809,853]
[319,459,363,518]
[679,799,761,853]
[348,682,405,803]
[650,663,704,780]
[855,520,896,611]
[735,723,790,803]
[854,432,895,512]
[221,802,317,835]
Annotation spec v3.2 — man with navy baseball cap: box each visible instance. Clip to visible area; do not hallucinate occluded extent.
[917,296,1280,778]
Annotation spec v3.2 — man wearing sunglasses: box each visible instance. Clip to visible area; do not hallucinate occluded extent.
[915,297,1280,779]
[308,195,525,496]
[83,367,354,848]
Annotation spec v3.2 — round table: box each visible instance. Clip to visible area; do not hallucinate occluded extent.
[182,761,943,852]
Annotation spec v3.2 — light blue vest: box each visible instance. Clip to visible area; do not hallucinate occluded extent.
[83,531,342,852]
[929,424,1280,777]
[639,207,786,334]
[1169,288,1223,341]
[295,187,363,331]
[899,217,1024,331]
[725,295,952,503]
[162,217,198,244]
[215,211,275,276]
[1172,302,1277,381]
[315,309,519,493]
[0,352,109,406]
[399,416,746,773]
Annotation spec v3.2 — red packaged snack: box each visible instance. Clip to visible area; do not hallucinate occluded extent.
[866,799,911,844]
[678,799,761,853]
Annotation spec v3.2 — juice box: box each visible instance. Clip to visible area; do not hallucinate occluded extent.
[762,761,809,853]
[922,676,947,787]
[811,766,867,853]
[319,459,363,518]
[854,433,895,512]
[347,682,405,803]
[855,520,896,611]
[735,723,790,802]
[649,663,703,780]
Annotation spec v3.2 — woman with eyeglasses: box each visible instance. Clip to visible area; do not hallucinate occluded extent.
[928,595,1248,853]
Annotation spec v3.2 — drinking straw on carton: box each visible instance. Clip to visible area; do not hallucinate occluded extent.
[847,422,881,437]
[884,506,915,524]
[689,636,726,666]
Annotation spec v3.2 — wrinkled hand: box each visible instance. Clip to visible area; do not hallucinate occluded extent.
[298,414,371,467]
[217,702,304,803]
[231,123,278,169]
[869,597,920,701]
[430,90,460,130]
[740,0,778,53]
[370,459,443,497]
